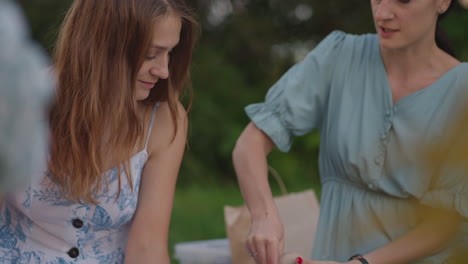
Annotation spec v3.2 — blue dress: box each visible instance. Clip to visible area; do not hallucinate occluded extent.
[0,105,159,264]
[246,31,468,263]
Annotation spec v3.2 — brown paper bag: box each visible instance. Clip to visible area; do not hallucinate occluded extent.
[224,168,320,264]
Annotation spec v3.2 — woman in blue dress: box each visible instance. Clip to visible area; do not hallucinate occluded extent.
[233,0,468,263]
[0,0,198,263]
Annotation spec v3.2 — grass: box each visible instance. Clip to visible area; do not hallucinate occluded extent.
[168,183,243,262]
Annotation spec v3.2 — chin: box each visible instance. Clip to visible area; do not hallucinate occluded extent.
[378,39,407,51]
[135,90,150,101]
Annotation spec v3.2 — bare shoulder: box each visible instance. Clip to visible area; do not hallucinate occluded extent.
[147,101,188,156]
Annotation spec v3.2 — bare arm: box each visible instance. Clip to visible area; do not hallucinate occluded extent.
[300,208,463,264]
[232,122,284,264]
[362,209,462,264]
[124,102,187,264]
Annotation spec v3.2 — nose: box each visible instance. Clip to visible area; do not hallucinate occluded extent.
[373,0,395,22]
[149,55,170,80]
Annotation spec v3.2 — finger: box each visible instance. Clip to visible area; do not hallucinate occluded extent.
[253,237,267,264]
[246,238,252,256]
[302,258,318,264]
[246,238,257,260]
[266,239,279,264]
[279,252,298,264]
[279,238,285,254]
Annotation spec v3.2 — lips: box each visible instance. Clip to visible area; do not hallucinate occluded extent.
[139,80,156,89]
[378,26,399,38]
[381,26,398,33]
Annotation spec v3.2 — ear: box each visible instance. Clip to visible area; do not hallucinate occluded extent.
[437,0,452,14]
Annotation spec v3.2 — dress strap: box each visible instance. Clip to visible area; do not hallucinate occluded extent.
[144,102,160,150]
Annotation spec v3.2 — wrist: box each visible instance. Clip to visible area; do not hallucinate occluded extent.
[250,205,280,221]
[348,254,370,264]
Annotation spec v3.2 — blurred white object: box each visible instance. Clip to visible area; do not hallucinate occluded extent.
[0,0,53,193]
[174,238,232,264]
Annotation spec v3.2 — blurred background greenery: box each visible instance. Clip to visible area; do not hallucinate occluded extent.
[17,0,468,262]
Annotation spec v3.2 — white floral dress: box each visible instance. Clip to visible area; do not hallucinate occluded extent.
[0,104,159,264]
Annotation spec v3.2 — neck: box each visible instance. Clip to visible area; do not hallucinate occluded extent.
[380,39,443,79]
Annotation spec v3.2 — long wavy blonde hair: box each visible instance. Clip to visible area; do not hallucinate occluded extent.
[48,0,199,204]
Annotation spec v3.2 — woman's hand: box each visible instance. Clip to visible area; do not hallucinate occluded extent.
[303,261,354,264]
[279,252,359,264]
[247,214,285,264]
[233,122,283,264]
[301,261,357,264]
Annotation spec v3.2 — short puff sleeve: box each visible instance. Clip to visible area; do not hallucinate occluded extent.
[245,30,346,152]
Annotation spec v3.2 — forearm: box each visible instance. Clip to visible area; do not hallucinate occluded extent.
[125,237,170,264]
[124,195,173,264]
[233,124,277,220]
[364,209,462,264]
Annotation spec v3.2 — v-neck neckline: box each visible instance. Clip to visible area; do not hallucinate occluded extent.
[374,36,465,109]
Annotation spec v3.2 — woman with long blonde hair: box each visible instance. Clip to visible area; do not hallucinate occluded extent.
[0,0,198,263]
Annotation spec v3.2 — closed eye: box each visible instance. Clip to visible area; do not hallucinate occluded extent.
[146,48,173,61]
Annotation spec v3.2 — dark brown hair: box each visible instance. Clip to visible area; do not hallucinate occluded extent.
[436,0,458,58]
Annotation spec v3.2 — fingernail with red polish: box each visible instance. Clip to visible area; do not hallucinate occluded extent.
[296,257,303,264]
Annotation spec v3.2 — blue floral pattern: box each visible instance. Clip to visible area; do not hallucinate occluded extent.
[1,99,159,264]
[1,150,149,264]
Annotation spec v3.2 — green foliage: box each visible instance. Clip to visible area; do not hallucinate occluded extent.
[442,7,468,60]
[180,0,374,188]
[18,0,72,53]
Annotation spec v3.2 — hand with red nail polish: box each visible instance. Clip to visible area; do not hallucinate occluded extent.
[279,252,301,264]
[292,257,351,264]
[246,213,285,264]
[279,252,353,264]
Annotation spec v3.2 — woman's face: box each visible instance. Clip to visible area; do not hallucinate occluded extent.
[135,13,182,101]
[371,0,451,51]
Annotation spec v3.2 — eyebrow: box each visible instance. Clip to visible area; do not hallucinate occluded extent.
[150,45,174,50]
